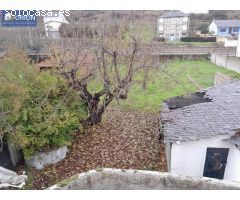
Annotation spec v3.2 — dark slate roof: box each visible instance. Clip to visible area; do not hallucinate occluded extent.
[160,80,240,143]
[160,11,188,18]
[213,20,240,28]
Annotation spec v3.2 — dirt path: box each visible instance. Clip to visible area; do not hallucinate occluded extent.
[25,107,167,189]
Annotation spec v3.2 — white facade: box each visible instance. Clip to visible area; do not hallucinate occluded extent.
[224,37,238,47]
[157,16,189,41]
[237,34,240,57]
[43,13,68,39]
[208,21,218,35]
[169,135,240,182]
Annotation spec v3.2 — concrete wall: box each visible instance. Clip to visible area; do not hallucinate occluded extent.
[224,38,238,47]
[237,35,240,57]
[170,135,240,182]
[48,168,240,190]
[211,53,240,73]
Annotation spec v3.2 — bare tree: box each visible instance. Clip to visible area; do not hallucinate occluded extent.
[49,19,155,126]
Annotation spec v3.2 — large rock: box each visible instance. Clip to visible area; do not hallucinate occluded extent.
[25,146,68,170]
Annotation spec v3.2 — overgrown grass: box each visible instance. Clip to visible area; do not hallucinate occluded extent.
[111,60,240,112]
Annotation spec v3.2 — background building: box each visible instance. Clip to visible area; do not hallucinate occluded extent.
[43,11,69,39]
[157,10,189,41]
[209,19,240,36]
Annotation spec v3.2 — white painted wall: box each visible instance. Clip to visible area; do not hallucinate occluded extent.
[157,16,189,39]
[237,34,240,57]
[209,21,217,35]
[224,38,238,47]
[170,135,240,182]
[43,14,68,39]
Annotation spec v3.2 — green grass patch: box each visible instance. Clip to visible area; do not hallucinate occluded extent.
[111,60,240,112]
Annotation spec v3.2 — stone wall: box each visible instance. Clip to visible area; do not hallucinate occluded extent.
[211,53,240,73]
[48,168,240,190]
[25,146,68,170]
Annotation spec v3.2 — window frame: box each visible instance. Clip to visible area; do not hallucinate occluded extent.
[219,28,227,33]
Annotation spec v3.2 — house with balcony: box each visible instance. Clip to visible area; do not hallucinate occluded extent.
[209,19,240,37]
[157,11,189,41]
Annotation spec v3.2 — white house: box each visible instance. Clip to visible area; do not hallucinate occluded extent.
[43,11,69,39]
[160,80,240,182]
[157,10,189,41]
[209,19,240,36]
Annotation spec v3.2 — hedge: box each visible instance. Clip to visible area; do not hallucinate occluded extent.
[153,37,165,42]
[180,37,216,42]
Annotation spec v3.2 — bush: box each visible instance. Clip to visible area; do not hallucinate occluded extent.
[0,47,87,158]
[153,37,165,42]
[180,37,216,42]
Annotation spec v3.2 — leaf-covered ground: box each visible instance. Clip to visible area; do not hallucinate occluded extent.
[23,107,167,189]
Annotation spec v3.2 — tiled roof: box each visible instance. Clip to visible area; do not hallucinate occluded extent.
[213,20,240,28]
[160,11,188,18]
[160,80,240,143]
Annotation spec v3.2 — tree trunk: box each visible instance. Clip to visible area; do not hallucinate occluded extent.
[84,110,104,126]
[142,67,149,90]
[82,93,114,126]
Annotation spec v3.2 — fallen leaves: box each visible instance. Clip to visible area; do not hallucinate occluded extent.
[23,107,167,189]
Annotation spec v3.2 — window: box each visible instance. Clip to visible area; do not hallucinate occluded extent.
[159,18,163,23]
[233,27,239,32]
[176,25,180,30]
[176,18,180,23]
[220,28,227,32]
[166,26,170,30]
[166,18,170,22]
[182,25,187,31]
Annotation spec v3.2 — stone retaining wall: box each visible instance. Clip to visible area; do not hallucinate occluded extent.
[25,146,68,170]
[48,168,240,190]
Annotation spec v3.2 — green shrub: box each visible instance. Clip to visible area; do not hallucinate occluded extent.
[180,37,216,42]
[0,49,87,158]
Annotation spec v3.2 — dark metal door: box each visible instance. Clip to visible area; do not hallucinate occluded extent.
[203,148,229,179]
